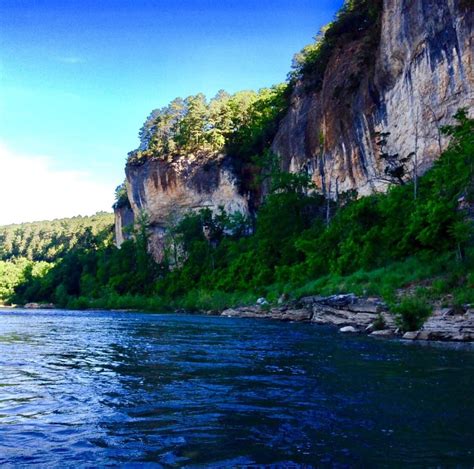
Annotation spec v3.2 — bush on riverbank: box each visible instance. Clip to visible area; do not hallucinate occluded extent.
[391,294,433,332]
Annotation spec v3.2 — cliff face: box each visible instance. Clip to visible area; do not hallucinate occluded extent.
[272,0,473,195]
[114,204,134,247]
[116,0,472,257]
[123,152,249,260]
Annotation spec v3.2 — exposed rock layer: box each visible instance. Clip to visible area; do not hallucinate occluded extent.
[114,205,134,247]
[124,153,249,260]
[219,294,474,342]
[403,307,474,341]
[222,294,394,329]
[272,0,473,195]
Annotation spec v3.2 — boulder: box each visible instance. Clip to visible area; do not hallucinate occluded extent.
[370,329,394,337]
[24,303,55,309]
[339,326,358,333]
[323,294,357,307]
[403,331,419,340]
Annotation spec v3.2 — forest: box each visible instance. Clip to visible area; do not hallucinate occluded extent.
[127,85,289,167]
[0,213,114,303]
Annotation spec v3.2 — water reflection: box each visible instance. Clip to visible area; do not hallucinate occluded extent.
[0,309,473,466]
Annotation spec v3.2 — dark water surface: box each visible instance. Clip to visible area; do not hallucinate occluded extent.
[0,310,473,467]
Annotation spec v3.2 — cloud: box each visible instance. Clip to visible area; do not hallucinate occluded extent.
[0,143,115,225]
[56,56,85,64]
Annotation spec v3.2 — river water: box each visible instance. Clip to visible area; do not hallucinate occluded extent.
[0,309,473,467]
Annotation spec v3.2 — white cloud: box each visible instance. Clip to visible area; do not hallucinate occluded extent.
[0,143,115,225]
[56,56,85,64]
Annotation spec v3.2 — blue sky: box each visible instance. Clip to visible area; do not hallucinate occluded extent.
[0,0,342,224]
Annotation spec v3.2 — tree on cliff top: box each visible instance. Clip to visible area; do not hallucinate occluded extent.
[127,85,289,165]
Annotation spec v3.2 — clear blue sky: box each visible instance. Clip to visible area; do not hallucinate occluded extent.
[0,0,342,223]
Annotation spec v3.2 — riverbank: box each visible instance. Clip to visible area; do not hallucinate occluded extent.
[213,294,474,343]
[4,293,474,343]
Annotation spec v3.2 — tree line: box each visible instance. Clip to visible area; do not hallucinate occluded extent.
[0,212,114,262]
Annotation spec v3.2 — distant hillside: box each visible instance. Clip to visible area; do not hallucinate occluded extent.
[0,212,114,262]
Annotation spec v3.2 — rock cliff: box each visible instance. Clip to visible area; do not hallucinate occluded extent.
[114,204,134,247]
[123,152,249,260]
[272,0,473,195]
[116,0,472,255]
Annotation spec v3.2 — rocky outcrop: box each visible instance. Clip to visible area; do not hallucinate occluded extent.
[220,295,474,342]
[24,303,56,309]
[222,305,313,322]
[125,152,249,260]
[114,205,134,248]
[403,307,474,341]
[272,0,473,196]
[299,294,397,331]
[221,294,398,334]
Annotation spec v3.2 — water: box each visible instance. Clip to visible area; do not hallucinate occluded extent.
[0,310,473,467]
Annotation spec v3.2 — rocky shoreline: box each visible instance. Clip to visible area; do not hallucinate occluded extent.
[5,295,474,342]
[216,294,474,343]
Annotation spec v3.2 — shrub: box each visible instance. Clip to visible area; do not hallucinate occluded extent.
[373,313,386,331]
[392,296,432,332]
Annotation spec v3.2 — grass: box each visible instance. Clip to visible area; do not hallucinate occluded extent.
[44,251,474,322]
[391,294,432,331]
[285,253,458,303]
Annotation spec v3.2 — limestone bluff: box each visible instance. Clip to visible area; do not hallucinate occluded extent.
[273,0,473,195]
[116,0,473,258]
[122,152,248,261]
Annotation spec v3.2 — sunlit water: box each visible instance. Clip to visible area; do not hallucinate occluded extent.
[0,309,473,467]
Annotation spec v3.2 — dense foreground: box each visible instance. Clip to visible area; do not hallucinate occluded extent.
[1,309,473,466]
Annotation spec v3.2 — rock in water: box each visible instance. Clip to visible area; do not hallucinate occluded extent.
[370,330,394,337]
[339,326,358,333]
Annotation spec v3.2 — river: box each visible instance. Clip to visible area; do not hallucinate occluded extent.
[0,309,473,467]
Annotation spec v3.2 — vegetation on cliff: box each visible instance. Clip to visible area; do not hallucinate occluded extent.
[3,112,473,321]
[128,85,289,165]
[289,0,382,89]
[127,0,384,168]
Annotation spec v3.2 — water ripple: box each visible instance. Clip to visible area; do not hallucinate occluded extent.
[0,309,473,467]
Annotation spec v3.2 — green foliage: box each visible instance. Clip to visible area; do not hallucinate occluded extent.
[290,0,383,90]
[113,182,130,210]
[391,294,432,332]
[0,258,52,304]
[290,253,455,301]
[6,112,474,314]
[373,314,386,331]
[128,85,289,165]
[0,212,114,262]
